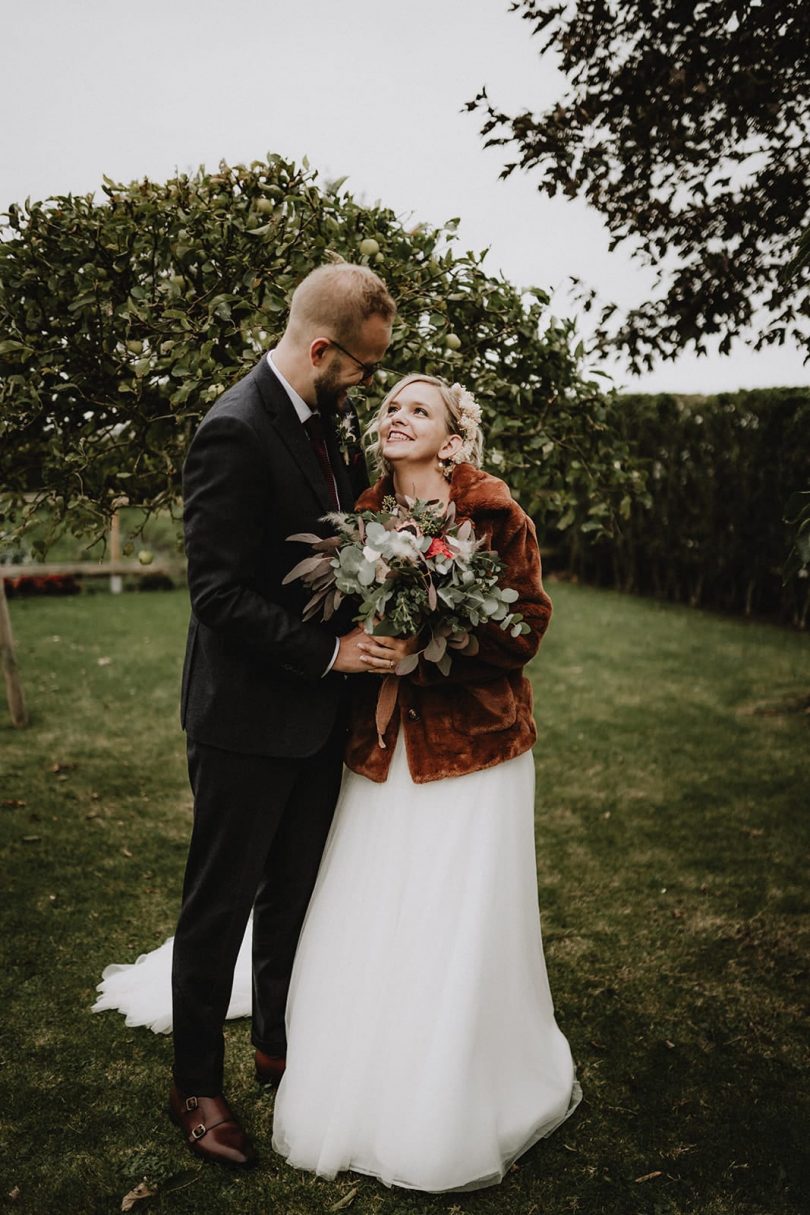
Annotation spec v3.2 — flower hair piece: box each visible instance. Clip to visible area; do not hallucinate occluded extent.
[447,383,483,466]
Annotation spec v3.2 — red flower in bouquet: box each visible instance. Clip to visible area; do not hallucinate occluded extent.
[425,537,453,561]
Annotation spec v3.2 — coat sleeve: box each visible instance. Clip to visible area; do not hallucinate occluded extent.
[183,414,336,681]
[408,505,552,688]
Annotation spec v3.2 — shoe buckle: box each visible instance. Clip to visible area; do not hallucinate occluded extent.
[184,1096,199,1112]
[191,1122,206,1140]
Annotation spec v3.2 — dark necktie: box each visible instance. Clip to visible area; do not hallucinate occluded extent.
[304,412,340,511]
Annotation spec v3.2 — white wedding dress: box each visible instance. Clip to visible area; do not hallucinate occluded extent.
[93,735,581,1192]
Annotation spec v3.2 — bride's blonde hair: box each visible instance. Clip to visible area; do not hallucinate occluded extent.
[363,374,484,477]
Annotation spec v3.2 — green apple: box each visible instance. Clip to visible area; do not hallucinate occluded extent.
[255,198,275,215]
[359,238,380,257]
[137,549,154,566]
[445,333,462,350]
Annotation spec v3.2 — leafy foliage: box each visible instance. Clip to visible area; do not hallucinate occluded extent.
[550,388,810,624]
[468,0,810,369]
[779,224,810,581]
[780,222,810,285]
[0,155,638,555]
[784,490,810,581]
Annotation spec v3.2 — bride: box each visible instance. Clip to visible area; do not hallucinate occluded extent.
[94,374,581,1192]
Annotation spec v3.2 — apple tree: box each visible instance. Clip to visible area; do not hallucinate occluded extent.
[0,155,640,555]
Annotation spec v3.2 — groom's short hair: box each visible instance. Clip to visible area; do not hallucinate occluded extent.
[288,264,396,344]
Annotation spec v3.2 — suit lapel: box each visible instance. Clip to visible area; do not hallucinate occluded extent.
[321,413,356,510]
[254,358,335,515]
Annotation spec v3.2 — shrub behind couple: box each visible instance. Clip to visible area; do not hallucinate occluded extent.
[98,263,580,1192]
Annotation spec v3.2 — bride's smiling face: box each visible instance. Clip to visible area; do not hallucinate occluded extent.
[379,381,460,467]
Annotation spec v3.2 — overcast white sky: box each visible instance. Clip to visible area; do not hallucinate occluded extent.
[2,0,807,393]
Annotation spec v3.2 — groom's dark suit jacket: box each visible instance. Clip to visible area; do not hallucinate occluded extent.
[180,356,367,757]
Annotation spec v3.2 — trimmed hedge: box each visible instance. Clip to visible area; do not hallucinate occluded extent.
[550,389,810,625]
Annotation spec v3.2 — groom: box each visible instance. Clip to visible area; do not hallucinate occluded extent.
[171,263,402,1166]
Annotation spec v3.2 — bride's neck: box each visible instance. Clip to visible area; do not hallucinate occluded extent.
[392,463,450,503]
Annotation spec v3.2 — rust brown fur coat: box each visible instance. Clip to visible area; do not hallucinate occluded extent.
[344,463,553,783]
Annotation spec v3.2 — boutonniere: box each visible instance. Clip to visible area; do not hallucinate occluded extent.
[336,407,360,466]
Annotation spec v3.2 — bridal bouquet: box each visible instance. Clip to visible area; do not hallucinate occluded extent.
[284,494,529,679]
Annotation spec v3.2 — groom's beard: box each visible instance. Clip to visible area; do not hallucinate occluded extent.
[314,364,349,416]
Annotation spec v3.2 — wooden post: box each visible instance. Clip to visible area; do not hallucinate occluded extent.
[109,508,123,595]
[0,577,29,728]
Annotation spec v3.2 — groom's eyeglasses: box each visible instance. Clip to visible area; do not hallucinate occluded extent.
[327,339,383,383]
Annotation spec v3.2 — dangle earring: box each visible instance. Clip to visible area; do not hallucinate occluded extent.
[438,454,454,481]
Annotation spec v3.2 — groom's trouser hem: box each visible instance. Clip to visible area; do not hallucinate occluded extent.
[251,1034,287,1055]
[171,723,343,1094]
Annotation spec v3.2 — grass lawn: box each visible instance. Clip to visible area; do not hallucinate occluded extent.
[1,583,807,1215]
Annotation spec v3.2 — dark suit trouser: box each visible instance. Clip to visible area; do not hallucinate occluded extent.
[171,719,345,1094]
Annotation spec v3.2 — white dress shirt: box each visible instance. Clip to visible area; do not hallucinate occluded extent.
[267,350,313,423]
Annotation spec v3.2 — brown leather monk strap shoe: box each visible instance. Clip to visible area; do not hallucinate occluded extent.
[254,1049,286,1086]
[167,1084,257,1167]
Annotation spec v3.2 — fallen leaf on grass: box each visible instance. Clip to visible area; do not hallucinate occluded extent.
[122,847,133,858]
[329,1187,358,1211]
[8,1186,20,1200]
[22,835,42,843]
[634,1170,663,1183]
[121,1180,157,1211]
[49,762,76,774]
[98,656,112,667]
[2,799,26,808]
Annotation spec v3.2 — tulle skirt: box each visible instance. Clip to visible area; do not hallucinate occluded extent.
[271,736,581,1192]
[92,736,581,1191]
